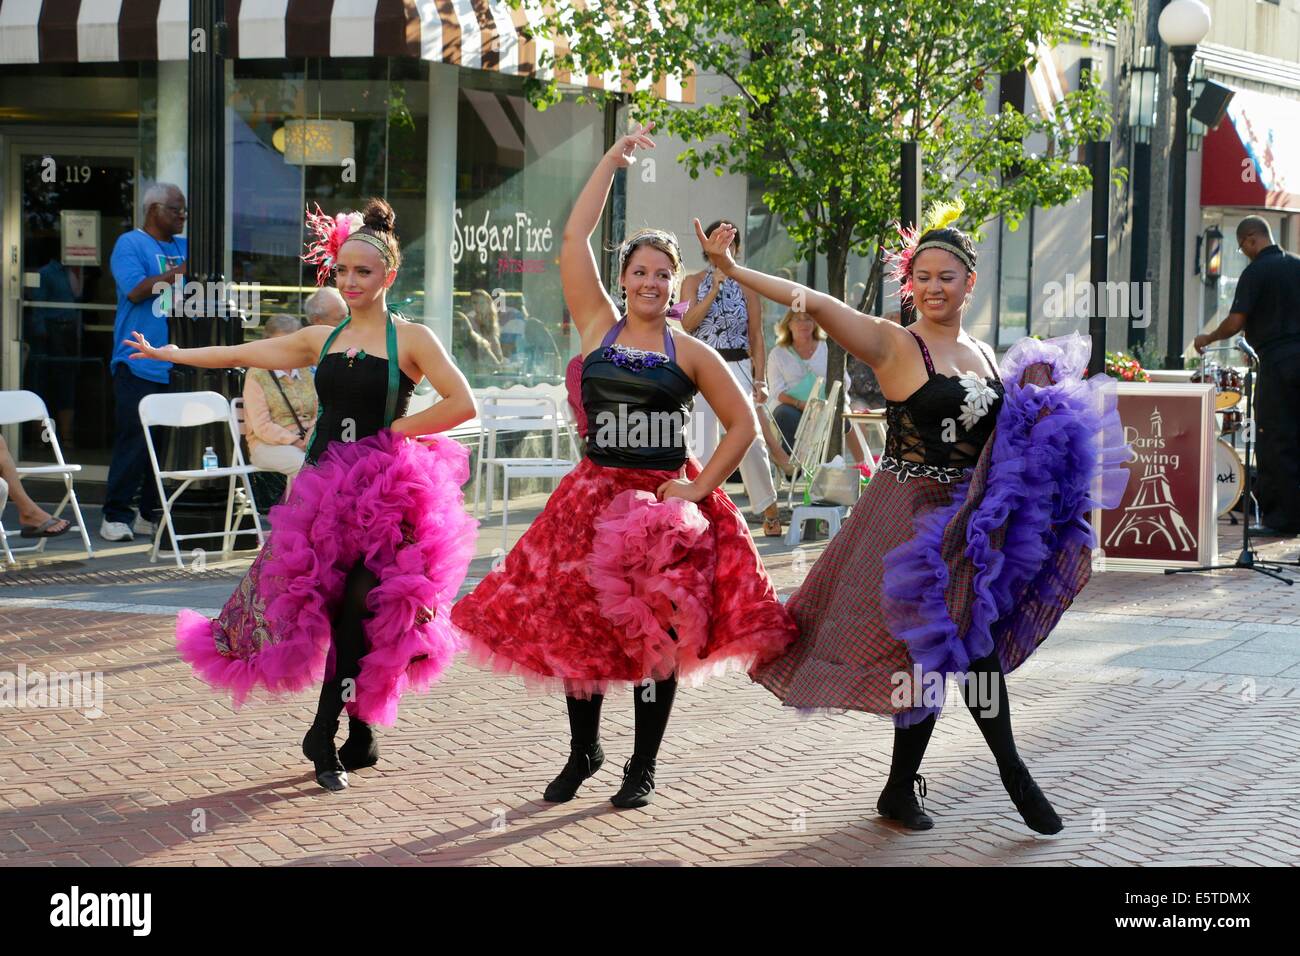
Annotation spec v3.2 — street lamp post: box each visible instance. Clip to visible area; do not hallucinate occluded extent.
[1158,0,1212,370]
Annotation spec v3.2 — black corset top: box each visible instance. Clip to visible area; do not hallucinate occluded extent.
[581,320,696,471]
[882,330,1004,478]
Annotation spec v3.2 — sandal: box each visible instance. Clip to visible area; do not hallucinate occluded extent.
[20,517,70,539]
[762,516,783,537]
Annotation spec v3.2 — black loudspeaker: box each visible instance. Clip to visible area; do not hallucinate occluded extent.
[1192,80,1235,129]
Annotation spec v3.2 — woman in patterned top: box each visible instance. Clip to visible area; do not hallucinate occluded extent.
[680,222,784,537]
[698,210,1128,837]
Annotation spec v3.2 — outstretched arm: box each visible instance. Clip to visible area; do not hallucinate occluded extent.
[695,219,899,369]
[560,123,658,339]
[123,327,324,371]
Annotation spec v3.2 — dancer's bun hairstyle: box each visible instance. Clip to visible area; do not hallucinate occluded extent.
[357,197,401,269]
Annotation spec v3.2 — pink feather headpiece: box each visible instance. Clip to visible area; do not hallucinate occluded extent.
[302,204,365,287]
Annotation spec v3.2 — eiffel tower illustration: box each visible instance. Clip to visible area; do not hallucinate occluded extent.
[1105,408,1196,552]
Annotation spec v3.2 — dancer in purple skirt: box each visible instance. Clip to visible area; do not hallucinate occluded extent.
[697,204,1128,833]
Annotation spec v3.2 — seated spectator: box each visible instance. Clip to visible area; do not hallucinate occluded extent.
[766,309,846,455]
[304,286,346,328]
[0,434,69,538]
[242,315,317,480]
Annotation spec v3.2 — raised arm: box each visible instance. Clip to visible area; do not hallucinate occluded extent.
[123,326,325,371]
[695,219,900,369]
[560,123,658,338]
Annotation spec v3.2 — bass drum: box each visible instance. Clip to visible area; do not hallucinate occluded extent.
[1214,437,1245,517]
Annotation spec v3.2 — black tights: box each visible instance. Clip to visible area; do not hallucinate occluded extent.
[886,651,1021,787]
[311,561,377,730]
[563,676,679,761]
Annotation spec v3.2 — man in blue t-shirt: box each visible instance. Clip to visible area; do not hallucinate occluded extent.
[101,183,188,542]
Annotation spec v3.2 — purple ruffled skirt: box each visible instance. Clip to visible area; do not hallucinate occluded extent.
[752,334,1130,725]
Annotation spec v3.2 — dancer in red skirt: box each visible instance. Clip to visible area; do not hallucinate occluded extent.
[452,124,797,808]
[699,203,1128,834]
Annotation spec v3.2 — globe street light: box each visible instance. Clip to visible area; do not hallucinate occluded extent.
[1158,0,1212,369]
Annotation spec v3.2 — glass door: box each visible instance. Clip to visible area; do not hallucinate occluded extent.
[4,145,136,468]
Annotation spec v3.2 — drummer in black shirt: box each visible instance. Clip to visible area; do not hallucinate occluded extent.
[1195,216,1300,534]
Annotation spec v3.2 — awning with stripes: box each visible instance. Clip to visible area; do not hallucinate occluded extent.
[0,0,693,102]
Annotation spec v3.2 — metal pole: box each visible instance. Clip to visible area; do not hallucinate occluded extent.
[1087,140,1110,377]
[167,0,234,529]
[900,140,921,326]
[1165,45,1194,370]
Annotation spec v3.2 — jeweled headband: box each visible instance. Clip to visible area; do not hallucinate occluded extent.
[912,238,975,272]
[342,232,395,270]
[619,229,682,271]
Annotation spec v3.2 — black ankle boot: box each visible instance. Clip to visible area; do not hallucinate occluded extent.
[876,774,934,830]
[609,756,656,809]
[338,716,379,771]
[1001,761,1062,834]
[542,742,605,803]
[301,721,348,792]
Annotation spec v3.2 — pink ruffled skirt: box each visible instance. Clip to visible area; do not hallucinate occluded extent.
[176,431,477,726]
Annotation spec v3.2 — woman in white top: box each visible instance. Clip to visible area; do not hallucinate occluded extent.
[766,310,850,457]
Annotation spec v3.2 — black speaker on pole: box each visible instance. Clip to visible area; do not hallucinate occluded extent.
[1191,79,1234,129]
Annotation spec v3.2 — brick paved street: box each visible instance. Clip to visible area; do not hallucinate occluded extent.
[2,497,1299,866]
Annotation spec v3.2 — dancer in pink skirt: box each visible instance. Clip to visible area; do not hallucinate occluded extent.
[452,125,796,809]
[126,198,478,791]
[698,205,1128,834]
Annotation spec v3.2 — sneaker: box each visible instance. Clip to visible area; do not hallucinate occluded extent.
[99,519,135,542]
[132,514,159,538]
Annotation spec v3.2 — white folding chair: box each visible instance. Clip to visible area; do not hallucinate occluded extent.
[473,394,577,549]
[778,379,836,511]
[0,390,94,565]
[139,391,266,568]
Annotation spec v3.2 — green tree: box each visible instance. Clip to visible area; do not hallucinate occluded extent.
[522,0,1128,452]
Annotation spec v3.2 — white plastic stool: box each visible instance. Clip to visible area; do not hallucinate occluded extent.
[785,504,845,546]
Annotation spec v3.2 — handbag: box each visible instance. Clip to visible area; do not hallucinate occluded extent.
[806,458,863,507]
[784,348,825,403]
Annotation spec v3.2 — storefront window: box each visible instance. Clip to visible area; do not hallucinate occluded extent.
[228,57,428,334]
[451,75,604,389]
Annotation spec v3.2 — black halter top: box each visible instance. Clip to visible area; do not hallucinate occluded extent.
[881,330,1004,482]
[307,352,416,465]
[581,318,696,471]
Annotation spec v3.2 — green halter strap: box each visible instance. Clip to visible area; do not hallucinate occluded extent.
[304,312,402,457]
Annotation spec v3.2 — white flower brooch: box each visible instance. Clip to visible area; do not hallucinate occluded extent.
[957,372,998,431]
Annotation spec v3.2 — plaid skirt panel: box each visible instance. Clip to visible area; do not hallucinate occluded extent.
[752,466,978,714]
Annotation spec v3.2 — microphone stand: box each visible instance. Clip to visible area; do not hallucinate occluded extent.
[1166,341,1292,583]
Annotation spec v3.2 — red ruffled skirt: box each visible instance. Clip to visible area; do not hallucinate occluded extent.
[451,457,797,698]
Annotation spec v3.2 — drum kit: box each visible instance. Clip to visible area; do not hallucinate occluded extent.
[1192,359,1247,518]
